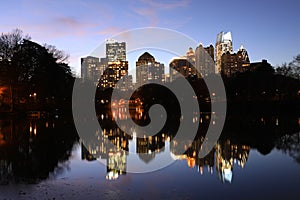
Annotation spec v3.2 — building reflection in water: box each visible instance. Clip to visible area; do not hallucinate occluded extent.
[106,150,126,180]
[170,135,250,183]
[0,106,298,184]
[215,140,250,183]
[81,106,254,183]
[0,104,298,185]
[81,128,129,180]
[80,99,299,182]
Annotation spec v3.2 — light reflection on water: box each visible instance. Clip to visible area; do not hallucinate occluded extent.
[0,108,299,199]
[85,108,299,183]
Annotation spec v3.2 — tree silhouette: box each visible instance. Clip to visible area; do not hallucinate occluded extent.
[0,29,74,112]
[276,54,300,80]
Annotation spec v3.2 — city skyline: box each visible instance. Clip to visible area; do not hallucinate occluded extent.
[81,34,252,84]
[1,0,299,76]
[0,1,300,198]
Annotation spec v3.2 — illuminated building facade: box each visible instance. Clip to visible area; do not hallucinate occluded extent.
[97,40,132,90]
[106,39,126,62]
[169,46,211,81]
[98,57,108,77]
[162,74,170,83]
[186,47,196,67]
[117,74,133,91]
[221,44,250,77]
[215,31,233,73]
[99,61,128,90]
[136,52,164,85]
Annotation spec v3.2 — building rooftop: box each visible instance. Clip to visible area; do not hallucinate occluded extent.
[138,52,155,61]
[223,32,232,41]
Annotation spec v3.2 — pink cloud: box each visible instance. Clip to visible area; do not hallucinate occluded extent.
[140,0,191,9]
[132,8,158,26]
[55,16,83,28]
[130,0,191,27]
[98,26,125,36]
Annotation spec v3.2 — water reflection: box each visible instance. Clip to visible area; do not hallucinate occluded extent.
[80,107,300,182]
[0,107,299,184]
[0,116,78,184]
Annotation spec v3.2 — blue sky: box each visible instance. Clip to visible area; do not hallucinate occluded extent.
[1,0,300,76]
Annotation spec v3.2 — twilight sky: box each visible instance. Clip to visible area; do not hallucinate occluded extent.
[1,0,300,76]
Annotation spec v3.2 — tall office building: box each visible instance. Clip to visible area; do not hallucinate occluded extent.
[81,56,99,83]
[106,39,126,62]
[169,57,198,81]
[169,47,202,81]
[136,52,164,86]
[215,31,233,73]
[81,40,127,87]
[116,74,133,91]
[99,60,128,90]
[98,40,131,90]
[186,47,196,67]
[98,57,108,76]
[221,44,250,77]
[162,74,170,84]
[195,44,215,77]
[204,44,214,60]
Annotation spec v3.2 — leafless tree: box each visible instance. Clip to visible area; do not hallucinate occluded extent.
[0,28,30,60]
[43,44,69,64]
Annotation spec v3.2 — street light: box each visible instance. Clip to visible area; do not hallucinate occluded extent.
[29,92,37,102]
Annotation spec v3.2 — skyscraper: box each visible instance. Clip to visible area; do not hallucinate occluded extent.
[195,44,215,77]
[136,52,164,85]
[81,56,99,83]
[215,31,233,73]
[99,60,128,90]
[106,39,126,62]
[98,40,131,90]
[204,44,214,60]
[169,57,198,81]
[98,57,108,77]
[221,44,250,77]
[186,47,196,67]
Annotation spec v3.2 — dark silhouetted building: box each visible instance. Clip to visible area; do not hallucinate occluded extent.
[249,59,273,72]
[169,57,198,81]
[81,56,99,83]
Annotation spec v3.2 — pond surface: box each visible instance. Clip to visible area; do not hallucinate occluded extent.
[0,110,299,199]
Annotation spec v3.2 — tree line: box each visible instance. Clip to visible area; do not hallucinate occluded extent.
[0,29,74,113]
[276,55,300,80]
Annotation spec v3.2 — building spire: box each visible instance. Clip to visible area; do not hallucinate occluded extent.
[239,43,245,51]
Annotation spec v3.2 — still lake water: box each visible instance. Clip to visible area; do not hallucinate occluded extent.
[0,109,299,199]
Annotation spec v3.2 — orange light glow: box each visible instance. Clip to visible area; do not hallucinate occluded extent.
[187,157,195,168]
